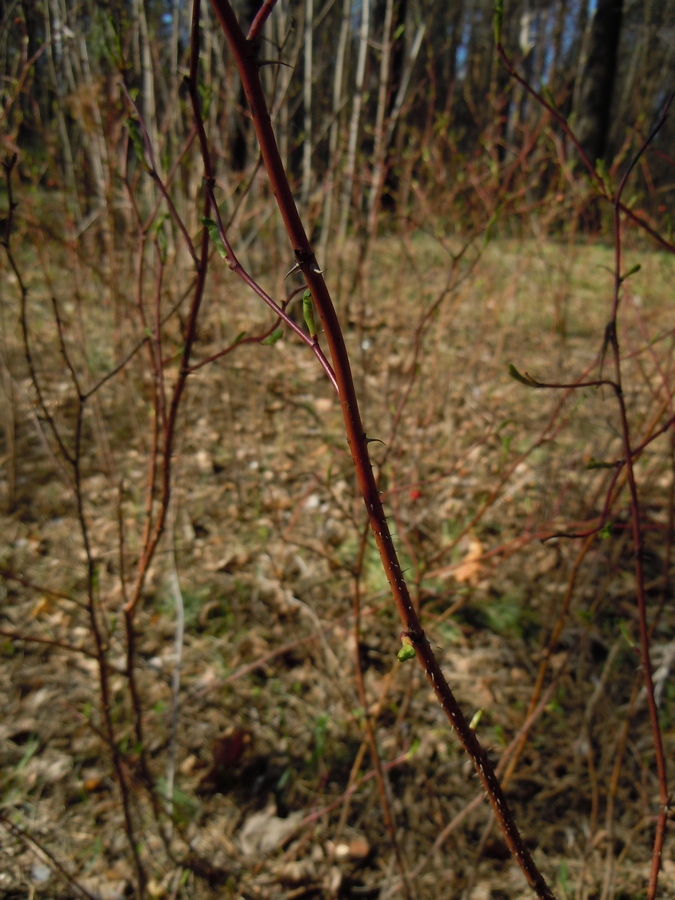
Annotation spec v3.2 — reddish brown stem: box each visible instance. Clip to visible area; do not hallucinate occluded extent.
[124,0,212,615]
[3,156,146,896]
[205,3,556,896]
[609,135,671,900]
[247,0,278,40]
[496,44,673,895]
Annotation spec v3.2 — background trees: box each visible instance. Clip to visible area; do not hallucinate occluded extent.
[2,0,673,248]
[2,1,675,897]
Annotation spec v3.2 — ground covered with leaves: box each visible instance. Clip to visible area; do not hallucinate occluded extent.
[2,232,675,898]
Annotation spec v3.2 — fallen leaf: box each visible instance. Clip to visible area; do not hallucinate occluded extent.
[30,597,53,618]
[239,807,304,856]
[454,537,483,585]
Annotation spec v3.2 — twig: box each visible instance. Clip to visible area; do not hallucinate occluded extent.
[164,497,185,835]
[0,628,98,658]
[609,116,671,900]
[3,153,146,896]
[384,680,558,898]
[495,43,675,254]
[247,0,278,41]
[497,45,674,896]
[0,812,98,900]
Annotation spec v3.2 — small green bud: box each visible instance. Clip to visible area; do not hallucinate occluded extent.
[397,635,416,662]
[508,363,538,387]
[302,289,317,338]
[620,263,641,282]
[469,708,484,731]
[262,328,284,345]
[201,217,228,260]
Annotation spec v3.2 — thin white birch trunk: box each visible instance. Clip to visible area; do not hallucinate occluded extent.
[338,0,370,245]
[140,0,158,154]
[366,0,394,238]
[300,0,314,210]
[271,0,305,173]
[318,0,351,267]
[271,1,287,168]
[384,21,426,148]
[45,0,81,220]
[171,0,180,99]
[77,33,109,207]
[135,0,158,206]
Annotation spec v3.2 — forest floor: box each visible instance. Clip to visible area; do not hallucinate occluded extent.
[2,231,675,899]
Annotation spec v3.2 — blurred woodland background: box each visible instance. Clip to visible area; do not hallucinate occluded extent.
[2,0,674,252]
[1,1,675,899]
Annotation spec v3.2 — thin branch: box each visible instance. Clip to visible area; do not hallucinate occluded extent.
[248,0,278,41]
[0,628,98,659]
[0,812,98,900]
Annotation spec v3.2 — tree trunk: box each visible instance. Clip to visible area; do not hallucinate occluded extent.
[366,0,394,237]
[338,0,370,245]
[300,0,314,210]
[318,0,351,267]
[572,0,624,165]
[44,0,81,219]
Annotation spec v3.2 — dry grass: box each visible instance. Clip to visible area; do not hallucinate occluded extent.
[1,228,675,898]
